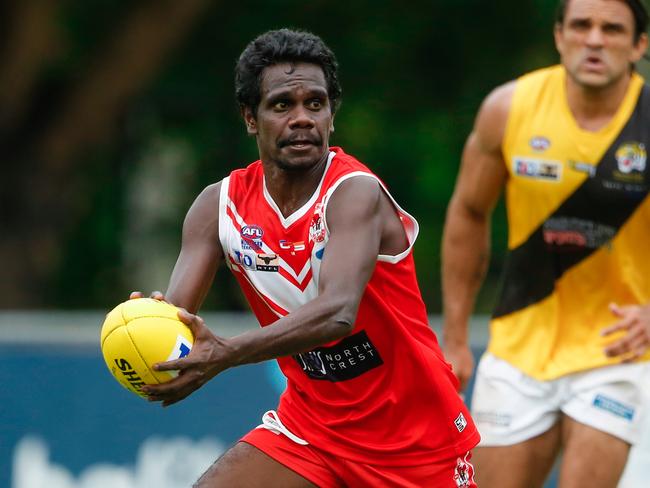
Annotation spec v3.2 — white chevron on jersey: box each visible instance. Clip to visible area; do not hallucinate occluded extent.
[261,153,334,228]
[224,196,312,283]
[219,176,318,313]
[217,151,419,317]
[236,266,286,317]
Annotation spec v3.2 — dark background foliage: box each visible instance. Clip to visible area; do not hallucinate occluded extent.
[0,0,599,311]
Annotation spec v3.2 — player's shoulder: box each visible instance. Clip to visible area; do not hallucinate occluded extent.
[217,160,264,201]
[517,64,563,85]
[199,180,222,200]
[187,181,222,219]
[327,148,381,195]
[323,150,380,201]
[471,81,516,148]
[479,80,517,120]
[228,159,263,182]
[181,181,223,238]
[479,65,561,119]
[329,146,372,173]
[320,148,376,193]
[325,173,383,228]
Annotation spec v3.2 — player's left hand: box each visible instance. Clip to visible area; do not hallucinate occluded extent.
[601,302,650,362]
[142,309,235,407]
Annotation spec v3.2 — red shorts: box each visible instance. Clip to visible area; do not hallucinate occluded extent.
[241,427,477,488]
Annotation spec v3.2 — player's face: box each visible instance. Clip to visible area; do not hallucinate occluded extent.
[554,0,648,90]
[244,62,334,171]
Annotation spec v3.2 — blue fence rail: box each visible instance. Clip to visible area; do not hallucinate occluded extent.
[1,312,647,487]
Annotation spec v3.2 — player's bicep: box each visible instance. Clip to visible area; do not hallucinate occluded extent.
[453,135,505,217]
[166,182,224,312]
[318,177,383,305]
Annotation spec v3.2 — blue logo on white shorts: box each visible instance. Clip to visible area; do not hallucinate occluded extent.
[593,394,635,421]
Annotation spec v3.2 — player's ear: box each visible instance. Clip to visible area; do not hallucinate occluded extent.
[553,21,565,55]
[631,32,649,63]
[330,114,335,133]
[241,106,258,135]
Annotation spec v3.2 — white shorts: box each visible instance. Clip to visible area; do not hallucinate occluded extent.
[471,353,650,446]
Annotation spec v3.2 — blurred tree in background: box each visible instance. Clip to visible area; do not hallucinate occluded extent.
[0,0,577,310]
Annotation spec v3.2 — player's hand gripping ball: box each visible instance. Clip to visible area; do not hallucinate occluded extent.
[100,298,193,398]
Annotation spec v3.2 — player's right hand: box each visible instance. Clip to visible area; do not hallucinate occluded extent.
[443,341,475,393]
[601,302,650,362]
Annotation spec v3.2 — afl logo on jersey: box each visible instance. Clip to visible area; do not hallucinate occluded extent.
[241,225,264,250]
[529,136,551,152]
[615,142,646,174]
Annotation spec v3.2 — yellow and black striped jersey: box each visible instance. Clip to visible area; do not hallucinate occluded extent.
[489,65,650,380]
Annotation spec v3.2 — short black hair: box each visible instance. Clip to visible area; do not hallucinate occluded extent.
[556,0,649,42]
[235,29,342,116]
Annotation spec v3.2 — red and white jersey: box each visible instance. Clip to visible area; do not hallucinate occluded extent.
[219,147,479,464]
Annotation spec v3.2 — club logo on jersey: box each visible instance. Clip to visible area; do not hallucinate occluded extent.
[255,253,279,272]
[513,158,561,181]
[241,225,264,251]
[293,330,383,382]
[279,240,306,255]
[233,250,255,270]
[453,454,474,487]
[309,203,326,243]
[615,142,646,174]
[529,136,551,152]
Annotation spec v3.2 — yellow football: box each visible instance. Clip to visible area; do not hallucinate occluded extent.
[100,298,193,398]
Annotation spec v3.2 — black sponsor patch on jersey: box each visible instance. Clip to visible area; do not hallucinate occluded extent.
[256,253,279,272]
[494,85,650,318]
[293,330,383,381]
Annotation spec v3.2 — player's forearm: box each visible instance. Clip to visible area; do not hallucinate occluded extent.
[441,204,490,345]
[225,295,356,367]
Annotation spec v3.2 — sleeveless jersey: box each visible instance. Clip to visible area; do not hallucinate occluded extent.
[491,65,650,380]
[219,147,479,464]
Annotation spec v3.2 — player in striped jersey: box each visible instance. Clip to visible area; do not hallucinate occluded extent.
[442,1,650,487]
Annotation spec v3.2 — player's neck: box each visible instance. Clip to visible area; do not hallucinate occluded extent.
[262,155,328,218]
[565,73,632,132]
